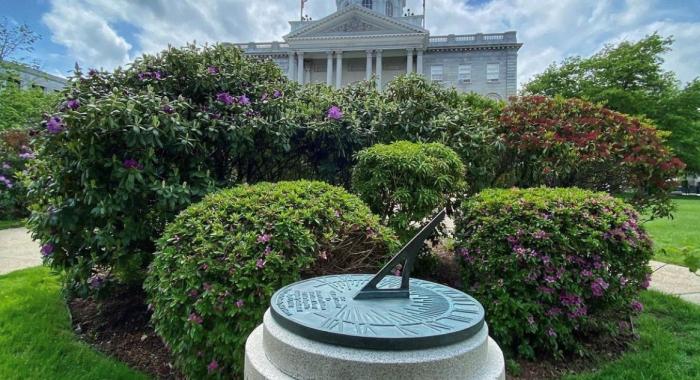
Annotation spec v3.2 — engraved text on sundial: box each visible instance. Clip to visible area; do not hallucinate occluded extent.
[270,274,485,350]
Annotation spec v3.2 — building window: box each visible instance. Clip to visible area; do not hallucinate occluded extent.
[458,64,471,82]
[362,0,373,9]
[486,63,500,81]
[430,65,443,82]
[386,2,393,16]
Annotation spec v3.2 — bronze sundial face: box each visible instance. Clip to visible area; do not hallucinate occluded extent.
[270,274,485,350]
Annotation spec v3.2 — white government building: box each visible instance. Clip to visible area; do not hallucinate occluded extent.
[230,0,522,100]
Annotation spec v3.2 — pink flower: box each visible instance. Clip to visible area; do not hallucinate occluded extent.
[236,299,245,308]
[256,258,266,269]
[264,245,272,256]
[207,66,219,75]
[188,313,203,324]
[547,328,557,337]
[207,360,219,373]
[257,233,271,243]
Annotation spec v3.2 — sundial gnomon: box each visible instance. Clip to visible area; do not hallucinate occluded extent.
[270,209,485,350]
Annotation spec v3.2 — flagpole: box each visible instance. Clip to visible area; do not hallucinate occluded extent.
[301,0,304,21]
[422,0,426,27]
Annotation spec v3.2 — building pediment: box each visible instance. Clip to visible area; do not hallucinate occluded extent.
[285,4,427,40]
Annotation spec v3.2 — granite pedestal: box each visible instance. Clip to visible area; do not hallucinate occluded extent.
[244,310,505,380]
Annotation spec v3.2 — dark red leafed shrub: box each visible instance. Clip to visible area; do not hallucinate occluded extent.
[145,180,398,379]
[498,96,684,217]
[454,187,652,359]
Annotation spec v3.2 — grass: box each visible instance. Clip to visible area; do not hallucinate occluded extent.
[0,267,148,380]
[565,290,700,380]
[644,197,700,266]
[0,218,24,230]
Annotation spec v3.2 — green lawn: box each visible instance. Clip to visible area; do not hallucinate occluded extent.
[1,268,698,379]
[0,267,148,380]
[0,219,24,230]
[644,197,700,266]
[566,290,700,380]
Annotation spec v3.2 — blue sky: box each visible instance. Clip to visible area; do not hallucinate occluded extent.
[3,0,699,85]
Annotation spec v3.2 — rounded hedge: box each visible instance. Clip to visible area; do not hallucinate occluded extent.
[352,141,465,240]
[145,180,399,378]
[454,187,652,358]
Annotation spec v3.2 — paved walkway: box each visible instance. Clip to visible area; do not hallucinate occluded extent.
[649,260,700,305]
[1,227,699,304]
[0,227,41,275]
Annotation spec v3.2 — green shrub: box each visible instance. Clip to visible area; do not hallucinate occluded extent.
[0,129,32,219]
[497,96,685,217]
[352,141,465,240]
[454,187,652,358]
[378,75,503,191]
[145,180,398,378]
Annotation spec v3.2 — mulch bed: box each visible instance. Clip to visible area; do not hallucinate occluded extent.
[68,288,183,379]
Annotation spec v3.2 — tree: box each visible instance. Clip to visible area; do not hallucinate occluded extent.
[0,79,59,130]
[524,34,700,172]
[0,17,40,64]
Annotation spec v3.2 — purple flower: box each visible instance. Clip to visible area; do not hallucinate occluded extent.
[203,282,212,291]
[546,328,557,337]
[537,285,554,295]
[236,299,245,308]
[641,274,651,289]
[207,66,220,75]
[88,68,98,76]
[122,159,143,170]
[581,269,593,277]
[619,276,629,286]
[560,292,583,306]
[630,300,644,312]
[1,162,10,169]
[257,233,271,243]
[238,95,251,106]
[216,92,234,105]
[188,313,203,324]
[153,71,162,80]
[545,307,562,316]
[88,274,105,289]
[256,258,266,269]
[273,90,283,98]
[207,360,219,373]
[567,306,588,318]
[65,99,80,110]
[264,245,272,256]
[527,315,535,325]
[326,105,343,120]
[41,243,55,257]
[19,151,35,159]
[162,104,175,114]
[591,277,609,297]
[189,289,199,298]
[46,116,64,134]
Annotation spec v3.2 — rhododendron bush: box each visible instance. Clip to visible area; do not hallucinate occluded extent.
[144,180,398,378]
[454,187,652,358]
[498,96,684,217]
[0,129,32,219]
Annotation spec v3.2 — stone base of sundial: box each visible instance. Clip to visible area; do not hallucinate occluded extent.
[244,274,505,380]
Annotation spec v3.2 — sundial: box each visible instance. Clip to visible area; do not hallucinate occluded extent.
[270,209,485,350]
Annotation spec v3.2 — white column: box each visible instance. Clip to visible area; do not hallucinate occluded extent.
[297,52,305,84]
[416,50,424,76]
[365,50,373,81]
[288,52,296,81]
[326,52,334,86]
[375,50,383,90]
[335,51,343,89]
[406,48,414,74]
